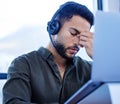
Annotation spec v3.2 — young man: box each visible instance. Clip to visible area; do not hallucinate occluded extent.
[3,1,94,104]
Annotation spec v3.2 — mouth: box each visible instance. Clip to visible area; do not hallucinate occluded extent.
[67,47,79,55]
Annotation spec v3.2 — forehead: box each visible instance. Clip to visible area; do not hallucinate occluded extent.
[63,15,91,32]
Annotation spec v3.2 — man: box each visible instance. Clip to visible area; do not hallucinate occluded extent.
[3,1,94,104]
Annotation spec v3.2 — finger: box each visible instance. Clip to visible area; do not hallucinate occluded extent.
[79,40,86,47]
[79,34,89,47]
[80,35,88,42]
[79,36,93,48]
[80,31,93,38]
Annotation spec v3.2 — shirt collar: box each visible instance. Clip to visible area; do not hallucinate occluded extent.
[38,47,54,61]
[38,47,75,65]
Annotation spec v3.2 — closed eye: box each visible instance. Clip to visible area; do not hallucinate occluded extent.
[71,32,78,36]
[69,27,80,36]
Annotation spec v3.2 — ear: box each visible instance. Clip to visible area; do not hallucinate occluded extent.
[47,20,60,35]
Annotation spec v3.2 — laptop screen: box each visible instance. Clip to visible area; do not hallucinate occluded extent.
[92,11,120,82]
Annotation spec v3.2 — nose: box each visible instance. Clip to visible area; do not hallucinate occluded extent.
[73,35,80,45]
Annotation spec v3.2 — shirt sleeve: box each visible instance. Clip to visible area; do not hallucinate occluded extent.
[2,56,37,104]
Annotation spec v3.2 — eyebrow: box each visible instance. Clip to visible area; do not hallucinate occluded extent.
[70,27,80,34]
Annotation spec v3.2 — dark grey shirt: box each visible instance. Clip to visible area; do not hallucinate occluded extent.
[3,47,92,104]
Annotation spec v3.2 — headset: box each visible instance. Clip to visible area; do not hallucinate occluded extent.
[47,2,74,35]
[46,2,70,58]
[47,19,60,35]
[46,8,62,56]
[46,2,79,58]
[47,8,61,35]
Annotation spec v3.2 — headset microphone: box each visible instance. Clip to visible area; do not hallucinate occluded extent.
[46,4,62,56]
[47,17,68,58]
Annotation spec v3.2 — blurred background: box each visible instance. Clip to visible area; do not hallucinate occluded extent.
[0,0,120,103]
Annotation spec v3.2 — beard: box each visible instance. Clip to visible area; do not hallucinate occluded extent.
[54,41,79,60]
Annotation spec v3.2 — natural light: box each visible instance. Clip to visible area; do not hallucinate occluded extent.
[0,1,94,103]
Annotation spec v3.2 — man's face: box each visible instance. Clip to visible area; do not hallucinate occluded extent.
[53,15,91,59]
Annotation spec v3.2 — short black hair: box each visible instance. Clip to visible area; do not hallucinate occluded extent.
[51,1,94,27]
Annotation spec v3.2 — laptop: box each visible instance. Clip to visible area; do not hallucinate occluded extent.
[65,11,120,104]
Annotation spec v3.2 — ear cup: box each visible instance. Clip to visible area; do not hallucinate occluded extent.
[47,20,60,35]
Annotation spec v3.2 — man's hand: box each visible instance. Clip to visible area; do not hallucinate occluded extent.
[79,31,94,59]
